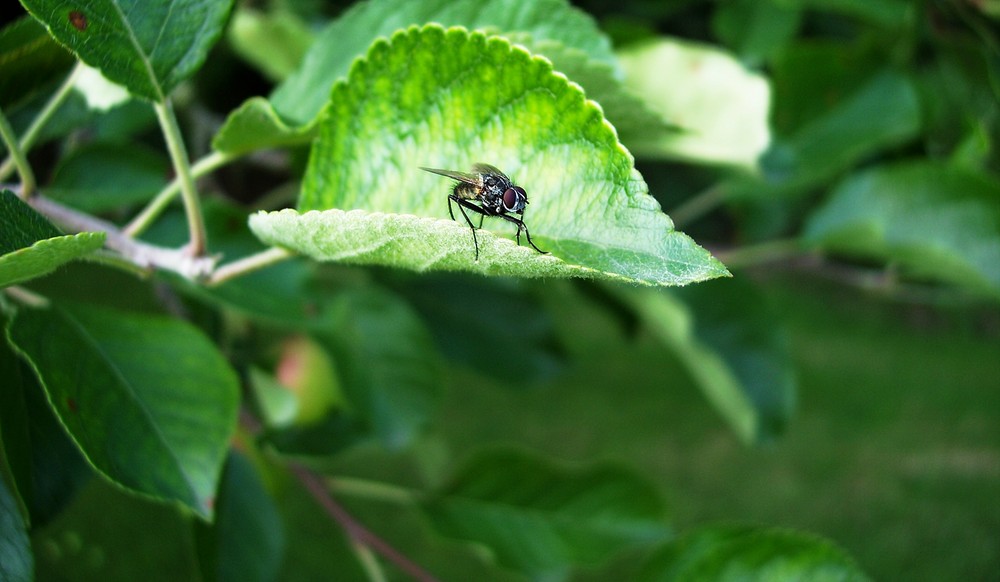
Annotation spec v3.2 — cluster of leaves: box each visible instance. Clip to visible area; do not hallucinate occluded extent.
[1,0,996,580]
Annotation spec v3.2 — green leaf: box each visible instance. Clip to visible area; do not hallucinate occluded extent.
[270,0,616,125]
[19,0,234,102]
[316,288,443,450]
[787,0,915,28]
[0,15,75,109]
[0,190,106,288]
[804,161,1000,297]
[6,303,239,519]
[639,524,870,582]
[195,453,284,582]
[0,340,91,527]
[421,448,671,580]
[46,142,169,212]
[733,69,921,197]
[212,97,317,156]
[252,26,727,286]
[616,38,772,169]
[711,0,801,65]
[613,282,795,444]
[0,476,32,582]
[227,7,313,82]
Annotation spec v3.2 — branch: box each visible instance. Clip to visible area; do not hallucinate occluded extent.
[26,194,218,280]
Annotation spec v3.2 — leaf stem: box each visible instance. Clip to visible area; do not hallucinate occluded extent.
[330,477,419,505]
[26,194,217,280]
[352,543,389,582]
[153,100,207,256]
[669,184,725,228]
[125,150,232,238]
[0,107,36,197]
[206,247,294,286]
[288,462,440,582]
[0,62,84,183]
[713,239,804,269]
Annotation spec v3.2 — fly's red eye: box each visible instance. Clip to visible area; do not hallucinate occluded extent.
[503,188,519,211]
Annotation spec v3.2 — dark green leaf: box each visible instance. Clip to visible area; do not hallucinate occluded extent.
[786,0,915,28]
[712,0,801,65]
[0,476,32,582]
[0,339,91,527]
[195,453,284,582]
[19,0,234,101]
[270,0,616,124]
[46,142,169,212]
[317,288,443,450]
[251,26,727,286]
[6,303,239,519]
[0,14,74,109]
[422,449,671,580]
[639,524,870,582]
[0,190,106,288]
[804,161,1000,297]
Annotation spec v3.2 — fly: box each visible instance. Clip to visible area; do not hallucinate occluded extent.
[420,163,547,260]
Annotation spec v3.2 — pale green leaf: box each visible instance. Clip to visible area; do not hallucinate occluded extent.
[270,0,616,124]
[422,449,671,580]
[212,97,317,156]
[19,0,234,101]
[0,189,105,288]
[804,161,1000,297]
[227,7,313,82]
[252,26,727,286]
[617,38,772,169]
[6,303,240,519]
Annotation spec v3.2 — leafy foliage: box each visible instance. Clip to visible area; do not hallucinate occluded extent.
[2,0,997,579]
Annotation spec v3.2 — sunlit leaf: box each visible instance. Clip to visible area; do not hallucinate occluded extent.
[251,26,727,286]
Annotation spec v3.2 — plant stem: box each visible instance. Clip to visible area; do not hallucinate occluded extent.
[153,100,207,256]
[714,239,804,269]
[27,194,217,280]
[330,477,418,505]
[0,62,84,183]
[3,286,50,308]
[352,543,389,582]
[207,247,294,286]
[0,108,35,197]
[288,462,440,582]
[670,184,725,228]
[125,150,232,237]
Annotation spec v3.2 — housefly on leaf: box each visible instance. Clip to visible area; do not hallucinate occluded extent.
[420,163,548,261]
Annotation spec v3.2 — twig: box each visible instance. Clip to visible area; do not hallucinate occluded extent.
[26,194,218,280]
[206,247,294,286]
[153,100,208,256]
[669,184,725,228]
[0,107,35,196]
[288,462,440,582]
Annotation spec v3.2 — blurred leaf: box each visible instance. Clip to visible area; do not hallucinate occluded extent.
[421,448,671,580]
[227,7,313,82]
[270,0,616,124]
[253,26,727,286]
[46,142,169,212]
[787,0,915,28]
[0,190,106,288]
[6,303,239,519]
[212,97,317,156]
[732,69,921,198]
[0,14,74,109]
[638,524,870,582]
[617,38,772,168]
[262,411,367,457]
[804,161,1000,297]
[316,288,443,450]
[19,0,234,101]
[0,475,32,582]
[0,340,91,527]
[613,280,795,444]
[711,0,801,65]
[391,274,563,384]
[195,453,284,582]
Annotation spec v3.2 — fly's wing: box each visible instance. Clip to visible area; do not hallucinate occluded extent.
[420,167,483,187]
[470,163,509,183]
